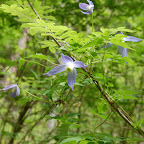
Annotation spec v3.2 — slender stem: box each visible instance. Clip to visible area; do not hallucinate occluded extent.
[27,0,61,48]
[21,87,50,104]
[92,12,94,32]
[94,111,112,132]
[27,0,41,20]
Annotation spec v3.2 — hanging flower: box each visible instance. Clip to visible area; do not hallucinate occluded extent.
[79,0,94,15]
[0,84,20,98]
[101,31,142,58]
[44,53,88,90]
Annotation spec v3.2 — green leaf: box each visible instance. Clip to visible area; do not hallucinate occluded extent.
[58,124,70,137]
[114,90,138,100]
[19,58,25,69]
[79,140,89,144]
[122,57,136,66]
[30,53,48,60]
[6,58,19,72]
[30,69,39,79]
[40,40,57,48]
[29,27,37,35]
[59,82,66,86]
[49,46,56,53]
[60,136,82,144]
[16,0,23,5]
[110,34,134,50]
[132,119,144,128]
[100,27,134,34]
[75,82,85,86]
[76,38,104,52]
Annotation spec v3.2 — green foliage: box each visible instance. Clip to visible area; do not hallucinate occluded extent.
[59,136,82,144]
[0,0,144,143]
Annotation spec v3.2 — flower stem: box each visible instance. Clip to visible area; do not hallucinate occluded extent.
[21,87,50,103]
[92,12,94,32]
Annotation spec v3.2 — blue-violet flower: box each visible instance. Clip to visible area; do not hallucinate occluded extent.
[101,31,142,58]
[0,84,20,98]
[79,0,94,15]
[44,53,88,90]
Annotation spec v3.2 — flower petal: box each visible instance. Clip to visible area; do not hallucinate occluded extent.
[16,85,20,96]
[81,10,91,15]
[87,0,93,5]
[100,42,114,48]
[79,3,89,10]
[0,84,20,98]
[123,36,142,42]
[44,64,66,76]
[74,61,88,68]
[9,92,17,98]
[0,84,17,91]
[67,68,77,91]
[118,46,128,57]
[61,53,73,64]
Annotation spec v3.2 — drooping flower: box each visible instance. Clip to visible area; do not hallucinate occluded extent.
[44,53,88,90]
[0,84,20,98]
[79,0,94,15]
[101,31,142,58]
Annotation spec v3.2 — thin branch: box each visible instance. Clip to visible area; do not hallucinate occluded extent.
[27,0,41,20]
[27,0,61,48]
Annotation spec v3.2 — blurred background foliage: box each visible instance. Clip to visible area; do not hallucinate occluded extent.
[0,0,144,144]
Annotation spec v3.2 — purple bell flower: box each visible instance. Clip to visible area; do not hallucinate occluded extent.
[79,0,94,15]
[44,53,88,90]
[101,31,142,58]
[0,84,20,98]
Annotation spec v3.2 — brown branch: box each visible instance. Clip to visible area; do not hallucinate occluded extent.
[85,69,144,136]
[8,101,35,144]
[27,0,41,20]
[17,102,57,144]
